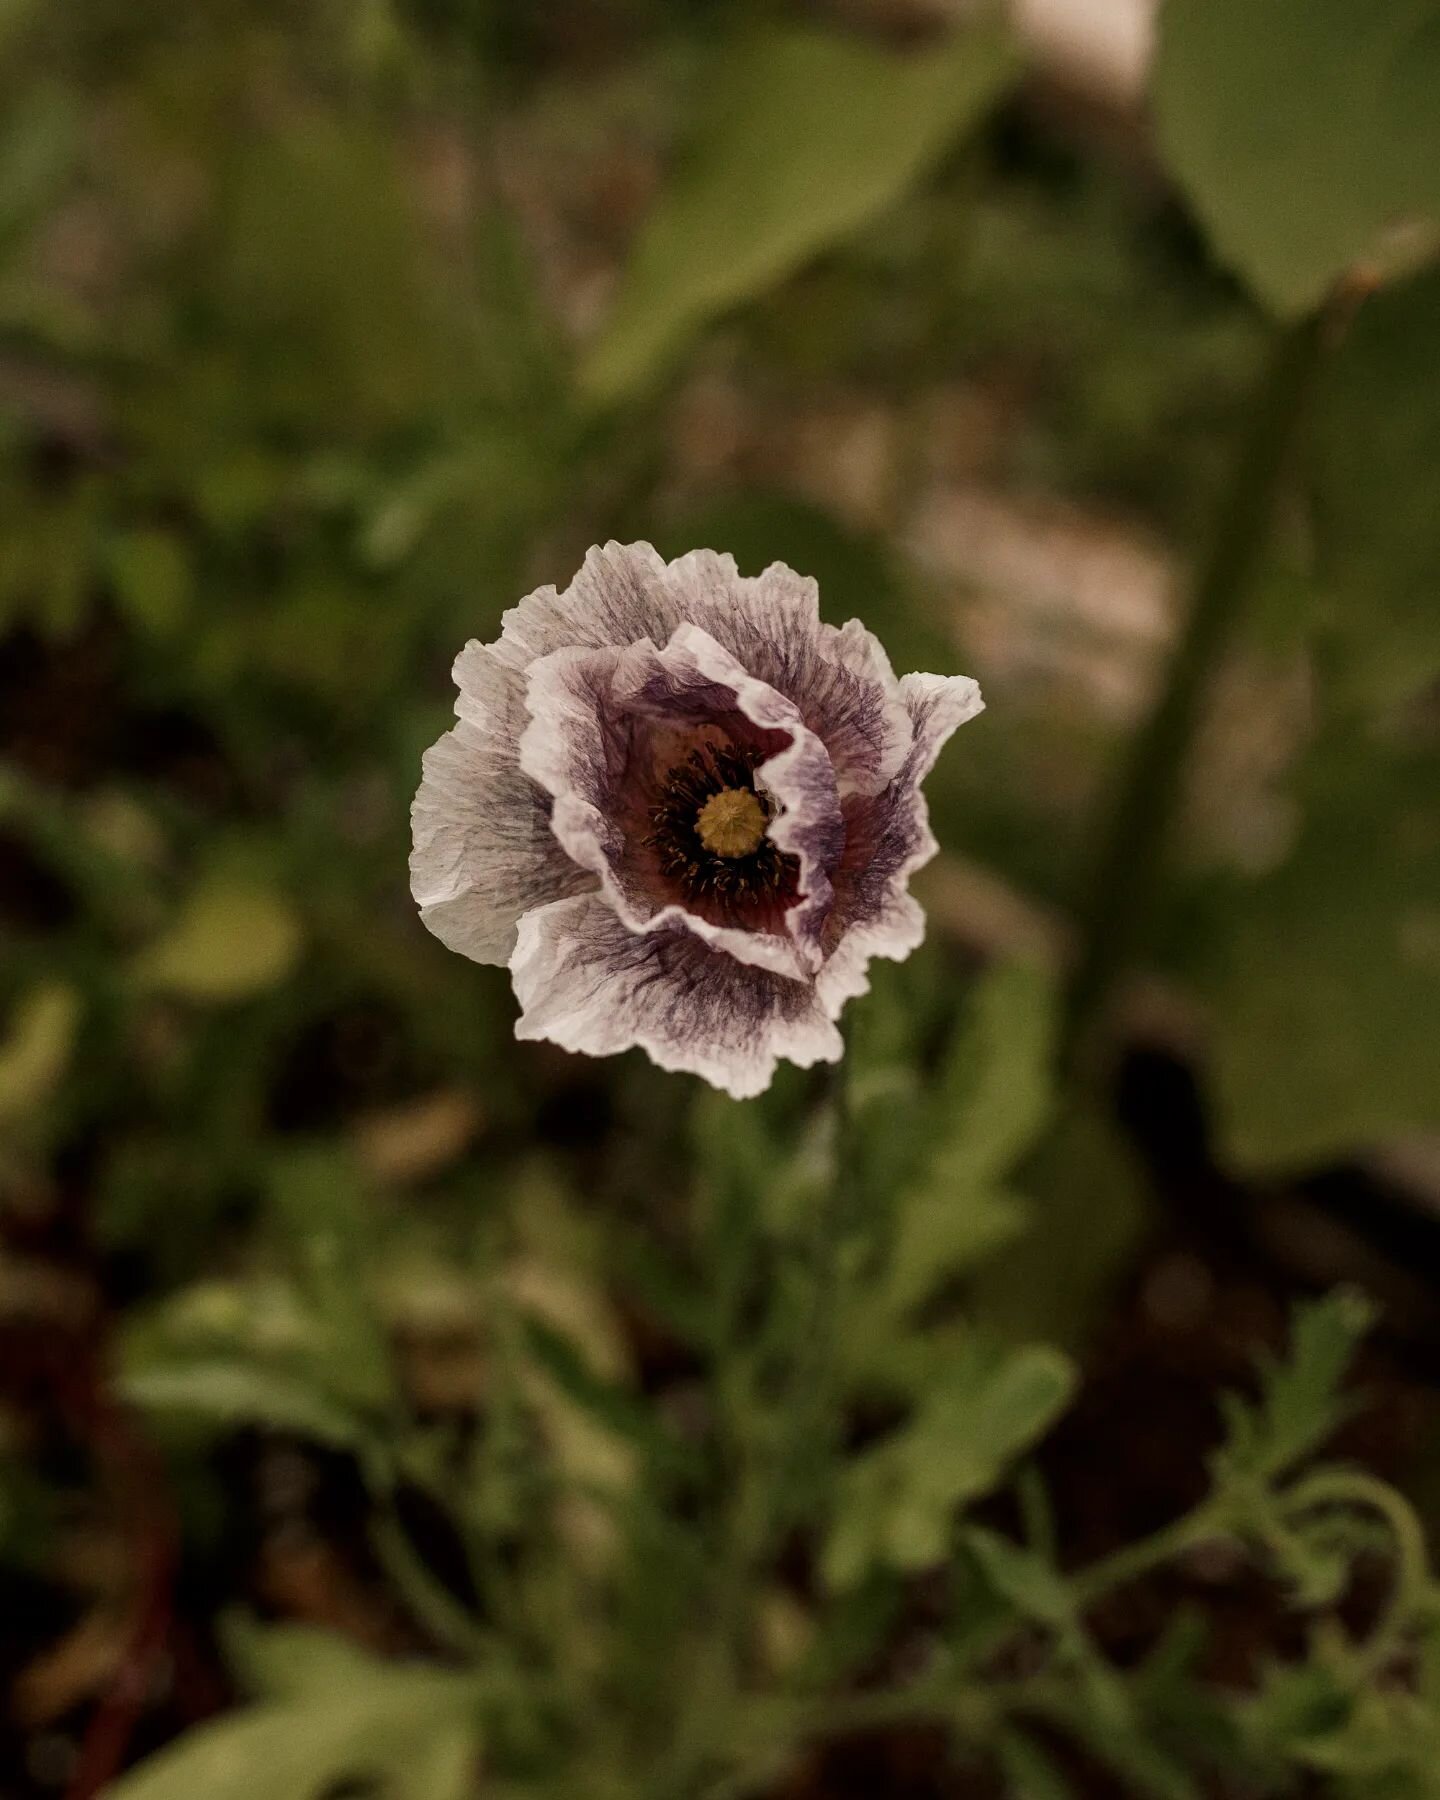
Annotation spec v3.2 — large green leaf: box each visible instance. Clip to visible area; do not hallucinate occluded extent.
[1309,267,1440,705]
[1154,0,1440,317]
[1209,750,1440,1167]
[582,18,1018,403]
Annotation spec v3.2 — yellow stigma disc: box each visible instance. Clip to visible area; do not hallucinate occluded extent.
[695,787,767,858]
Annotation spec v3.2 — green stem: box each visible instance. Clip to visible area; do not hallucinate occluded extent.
[1068,1500,1226,1608]
[703,1672,1065,1800]
[372,1503,493,1661]
[660,1066,859,1798]
[1060,303,1335,1079]
[767,1062,857,1537]
[1281,1468,1432,1678]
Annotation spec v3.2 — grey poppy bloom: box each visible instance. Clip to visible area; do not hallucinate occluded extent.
[410,543,982,1098]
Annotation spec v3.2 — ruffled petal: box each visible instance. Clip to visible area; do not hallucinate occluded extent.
[511,895,843,1099]
[491,543,913,799]
[409,641,594,966]
[664,550,915,798]
[489,542,682,676]
[817,672,985,1012]
[518,623,844,978]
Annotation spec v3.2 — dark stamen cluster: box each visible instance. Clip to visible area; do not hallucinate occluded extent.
[644,740,797,919]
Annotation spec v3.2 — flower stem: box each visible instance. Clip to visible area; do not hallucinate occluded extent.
[1060,302,1337,1080]
[1281,1468,1432,1678]
[1067,1499,1226,1608]
[767,1060,857,1533]
[659,1065,859,1799]
[372,1502,493,1660]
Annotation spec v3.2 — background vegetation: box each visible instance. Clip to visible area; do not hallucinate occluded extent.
[1,1,1437,1796]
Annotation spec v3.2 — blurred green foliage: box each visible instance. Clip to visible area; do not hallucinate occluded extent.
[2,0,1439,1794]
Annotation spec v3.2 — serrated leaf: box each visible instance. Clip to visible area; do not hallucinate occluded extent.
[222,1617,482,1796]
[1061,1703,1201,1800]
[582,19,1018,403]
[873,960,1053,1327]
[520,1315,691,1481]
[393,1727,478,1800]
[1155,0,1440,316]
[132,875,302,1001]
[824,1341,1074,1587]
[1219,1290,1375,1482]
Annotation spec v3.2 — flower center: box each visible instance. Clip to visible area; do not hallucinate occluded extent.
[642,739,798,927]
[695,786,767,858]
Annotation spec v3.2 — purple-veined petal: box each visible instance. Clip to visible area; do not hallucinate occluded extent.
[494,542,913,798]
[663,551,914,797]
[817,672,985,1012]
[410,640,594,966]
[518,623,844,978]
[511,895,843,1100]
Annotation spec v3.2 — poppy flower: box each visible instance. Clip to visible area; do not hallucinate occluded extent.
[411,543,981,1097]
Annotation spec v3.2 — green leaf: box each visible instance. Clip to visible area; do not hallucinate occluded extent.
[857,960,1055,1343]
[0,82,77,253]
[969,1102,1152,1349]
[107,1640,479,1800]
[520,1315,693,1480]
[1210,750,1440,1167]
[1059,1701,1202,1800]
[222,1617,483,1794]
[963,1525,1072,1627]
[1154,0,1440,317]
[931,957,1057,1185]
[267,1147,396,1412]
[107,528,193,639]
[121,1358,387,1468]
[393,1728,478,1800]
[223,1617,380,1701]
[582,18,1018,403]
[1309,266,1440,706]
[0,980,79,1121]
[997,1732,1075,1800]
[132,874,302,1001]
[824,1340,1074,1587]
[1218,1289,1375,1483]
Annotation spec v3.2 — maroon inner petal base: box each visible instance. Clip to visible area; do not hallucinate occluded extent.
[522,628,845,972]
[624,720,800,936]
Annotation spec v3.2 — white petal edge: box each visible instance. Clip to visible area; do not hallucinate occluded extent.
[510,895,843,1100]
[490,542,914,799]
[410,717,594,966]
[817,671,985,1014]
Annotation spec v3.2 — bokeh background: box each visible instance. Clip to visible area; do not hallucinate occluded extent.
[1,1,1437,1794]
